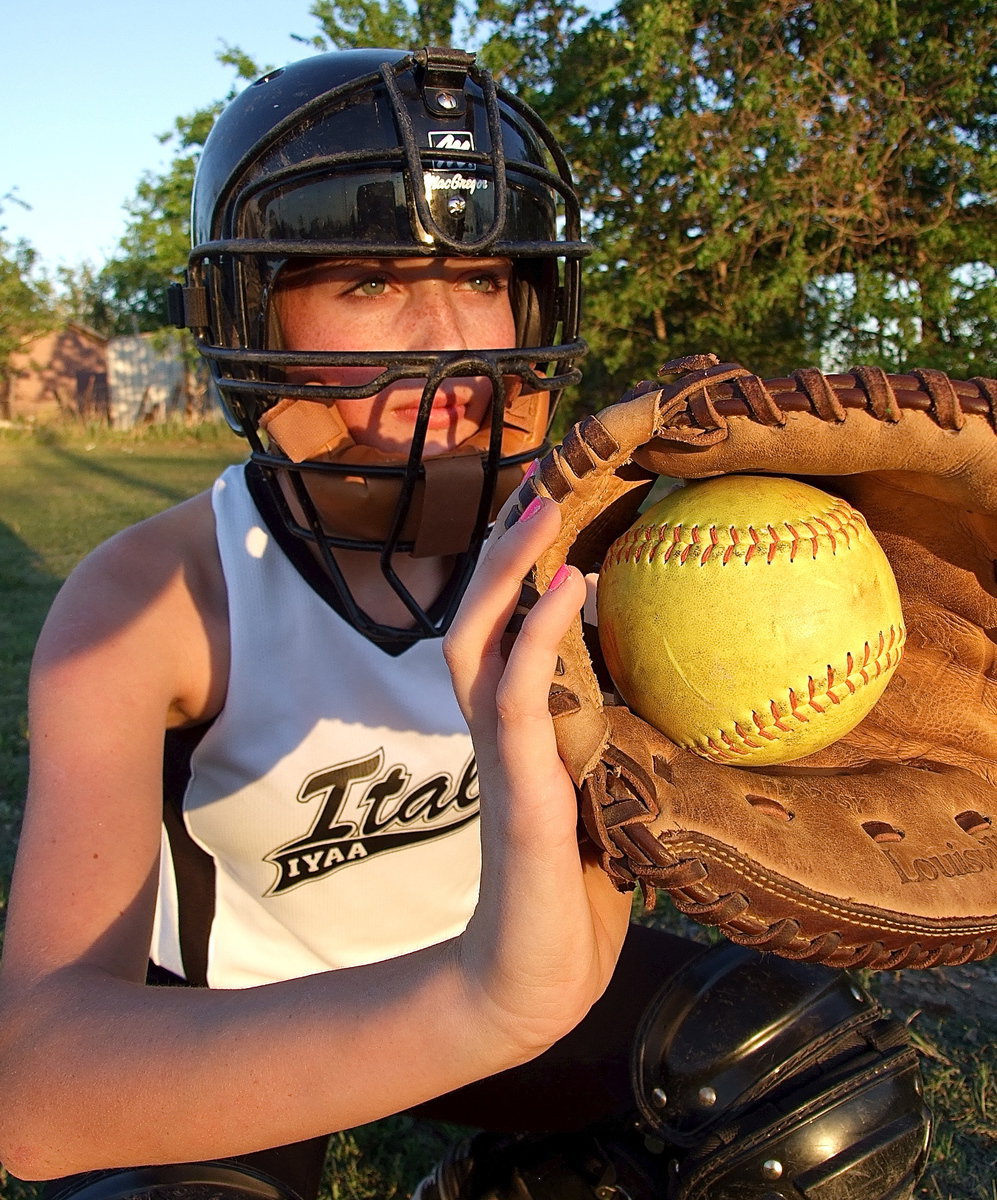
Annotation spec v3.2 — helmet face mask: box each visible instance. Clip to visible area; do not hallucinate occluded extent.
[173,47,588,644]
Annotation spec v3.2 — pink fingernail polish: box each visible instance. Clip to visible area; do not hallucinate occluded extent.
[524,459,539,480]
[549,564,571,590]
[518,497,543,523]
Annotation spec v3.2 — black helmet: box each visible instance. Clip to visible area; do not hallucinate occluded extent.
[170,47,588,644]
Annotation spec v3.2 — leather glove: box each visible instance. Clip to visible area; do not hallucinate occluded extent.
[507,355,997,969]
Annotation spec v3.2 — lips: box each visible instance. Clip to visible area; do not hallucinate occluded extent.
[384,377,484,421]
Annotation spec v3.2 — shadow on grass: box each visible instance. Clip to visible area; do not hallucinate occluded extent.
[42,438,223,509]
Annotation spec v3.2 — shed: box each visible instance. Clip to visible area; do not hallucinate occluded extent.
[5,322,109,422]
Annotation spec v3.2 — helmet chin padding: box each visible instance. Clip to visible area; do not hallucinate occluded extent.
[259,377,548,557]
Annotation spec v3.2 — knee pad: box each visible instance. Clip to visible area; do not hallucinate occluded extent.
[40,1162,302,1200]
[631,941,932,1199]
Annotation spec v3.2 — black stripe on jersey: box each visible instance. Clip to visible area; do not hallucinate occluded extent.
[162,721,217,986]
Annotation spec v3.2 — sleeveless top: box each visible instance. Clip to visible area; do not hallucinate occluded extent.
[151,463,481,988]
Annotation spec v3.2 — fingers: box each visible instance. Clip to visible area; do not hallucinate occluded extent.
[444,494,585,846]
[493,557,584,813]
[444,497,572,728]
[444,497,631,1047]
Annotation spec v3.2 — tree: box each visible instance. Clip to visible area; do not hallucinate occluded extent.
[300,0,589,86]
[80,103,224,337]
[85,41,279,336]
[94,1,996,414]
[527,0,996,404]
[0,197,54,419]
[90,37,300,337]
[300,0,460,49]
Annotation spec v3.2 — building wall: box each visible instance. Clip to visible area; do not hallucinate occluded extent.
[107,335,187,429]
[6,326,219,427]
[7,324,109,422]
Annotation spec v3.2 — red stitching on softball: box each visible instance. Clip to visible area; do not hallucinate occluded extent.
[734,721,764,748]
[701,526,719,564]
[720,730,750,756]
[680,527,702,565]
[689,624,907,763]
[770,700,792,731]
[647,525,671,561]
[814,517,837,552]
[787,687,809,722]
[799,521,821,558]
[602,499,869,573]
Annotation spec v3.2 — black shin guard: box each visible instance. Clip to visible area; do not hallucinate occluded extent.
[413,942,931,1200]
[632,942,932,1199]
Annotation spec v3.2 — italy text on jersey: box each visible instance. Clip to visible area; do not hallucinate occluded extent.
[264,751,479,893]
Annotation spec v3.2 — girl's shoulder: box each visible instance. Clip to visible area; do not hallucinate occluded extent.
[34,488,230,726]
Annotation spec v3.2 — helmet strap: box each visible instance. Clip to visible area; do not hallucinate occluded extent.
[413,454,486,557]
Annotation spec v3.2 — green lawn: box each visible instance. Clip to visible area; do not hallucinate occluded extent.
[0,423,247,887]
[0,423,993,1199]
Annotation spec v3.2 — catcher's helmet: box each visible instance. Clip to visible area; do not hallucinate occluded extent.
[170,47,587,644]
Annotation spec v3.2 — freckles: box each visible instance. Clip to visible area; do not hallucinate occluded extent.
[287,310,357,352]
[276,290,358,352]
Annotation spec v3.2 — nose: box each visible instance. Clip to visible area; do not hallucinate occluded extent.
[403,283,469,352]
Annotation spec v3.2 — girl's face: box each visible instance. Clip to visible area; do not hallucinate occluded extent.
[273,256,517,456]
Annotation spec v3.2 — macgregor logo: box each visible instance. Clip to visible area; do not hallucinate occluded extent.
[427,129,477,175]
[428,130,474,153]
[425,173,489,193]
[881,833,997,885]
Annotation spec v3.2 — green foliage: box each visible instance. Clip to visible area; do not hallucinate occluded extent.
[72,46,269,338]
[529,0,997,405]
[83,103,223,336]
[46,0,997,401]
[0,238,53,365]
[303,0,456,48]
[0,197,55,408]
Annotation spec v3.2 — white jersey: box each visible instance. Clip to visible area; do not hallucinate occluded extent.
[152,464,481,989]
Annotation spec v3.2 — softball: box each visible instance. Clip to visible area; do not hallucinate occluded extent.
[597,475,906,767]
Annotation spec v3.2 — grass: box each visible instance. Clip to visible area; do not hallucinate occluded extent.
[0,423,994,1200]
[0,421,246,889]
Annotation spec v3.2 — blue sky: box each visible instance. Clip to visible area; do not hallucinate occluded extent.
[3,0,326,270]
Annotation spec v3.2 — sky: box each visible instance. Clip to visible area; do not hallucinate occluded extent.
[3,0,327,272]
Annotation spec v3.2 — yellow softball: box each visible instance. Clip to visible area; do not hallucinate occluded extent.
[597,475,906,766]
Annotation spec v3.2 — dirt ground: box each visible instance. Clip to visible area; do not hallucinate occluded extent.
[875,954,997,1032]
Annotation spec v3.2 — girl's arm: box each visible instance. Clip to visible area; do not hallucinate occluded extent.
[0,496,629,1179]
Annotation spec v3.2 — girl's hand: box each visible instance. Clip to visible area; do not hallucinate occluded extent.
[444,497,631,1059]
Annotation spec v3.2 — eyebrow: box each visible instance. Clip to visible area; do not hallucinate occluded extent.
[275,258,513,294]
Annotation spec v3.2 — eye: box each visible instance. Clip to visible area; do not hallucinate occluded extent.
[353,276,389,296]
[464,272,506,294]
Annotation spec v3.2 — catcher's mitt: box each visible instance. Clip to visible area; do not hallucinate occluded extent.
[508,355,997,970]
